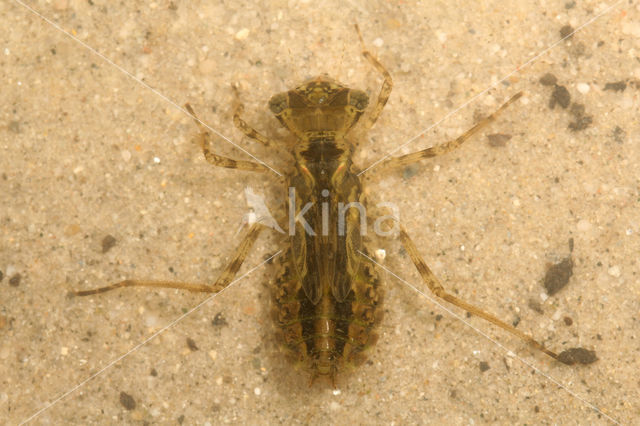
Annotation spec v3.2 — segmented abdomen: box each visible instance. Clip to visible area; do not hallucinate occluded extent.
[271,247,384,383]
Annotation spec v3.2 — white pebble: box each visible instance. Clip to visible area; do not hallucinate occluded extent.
[121,149,131,161]
[374,248,386,261]
[235,28,250,40]
[576,219,591,232]
[373,37,384,47]
[254,387,261,396]
[608,265,621,277]
[577,83,590,94]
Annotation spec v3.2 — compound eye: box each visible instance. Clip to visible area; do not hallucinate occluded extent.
[349,90,369,111]
[269,93,288,114]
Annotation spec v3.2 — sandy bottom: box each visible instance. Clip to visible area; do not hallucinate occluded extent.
[2,1,639,424]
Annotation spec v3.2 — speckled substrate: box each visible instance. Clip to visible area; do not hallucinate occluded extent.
[2,1,639,424]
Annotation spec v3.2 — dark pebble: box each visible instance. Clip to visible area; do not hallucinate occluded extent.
[119,391,136,410]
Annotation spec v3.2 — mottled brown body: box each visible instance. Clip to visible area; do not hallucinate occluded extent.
[268,77,385,382]
[72,26,596,390]
[272,247,384,380]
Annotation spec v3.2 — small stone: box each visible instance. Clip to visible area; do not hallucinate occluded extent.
[64,224,81,236]
[372,37,384,47]
[557,347,597,365]
[479,361,490,372]
[607,265,621,278]
[603,81,627,92]
[6,266,16,278]
[543,257,573,296]
[560,24,574,39]
[549,85,570,109]
[528,298,544,314]
[235,28,250,40]
[568,103,593,132]
[539,73,557,86]
[576,83,590,94]
[186,337,199,351]
[487,133,512,147]
[403,164,419,179]
[212,312,228,327]
[9,273,21,287]
[101,234,117,253]
[119,391,136,410]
